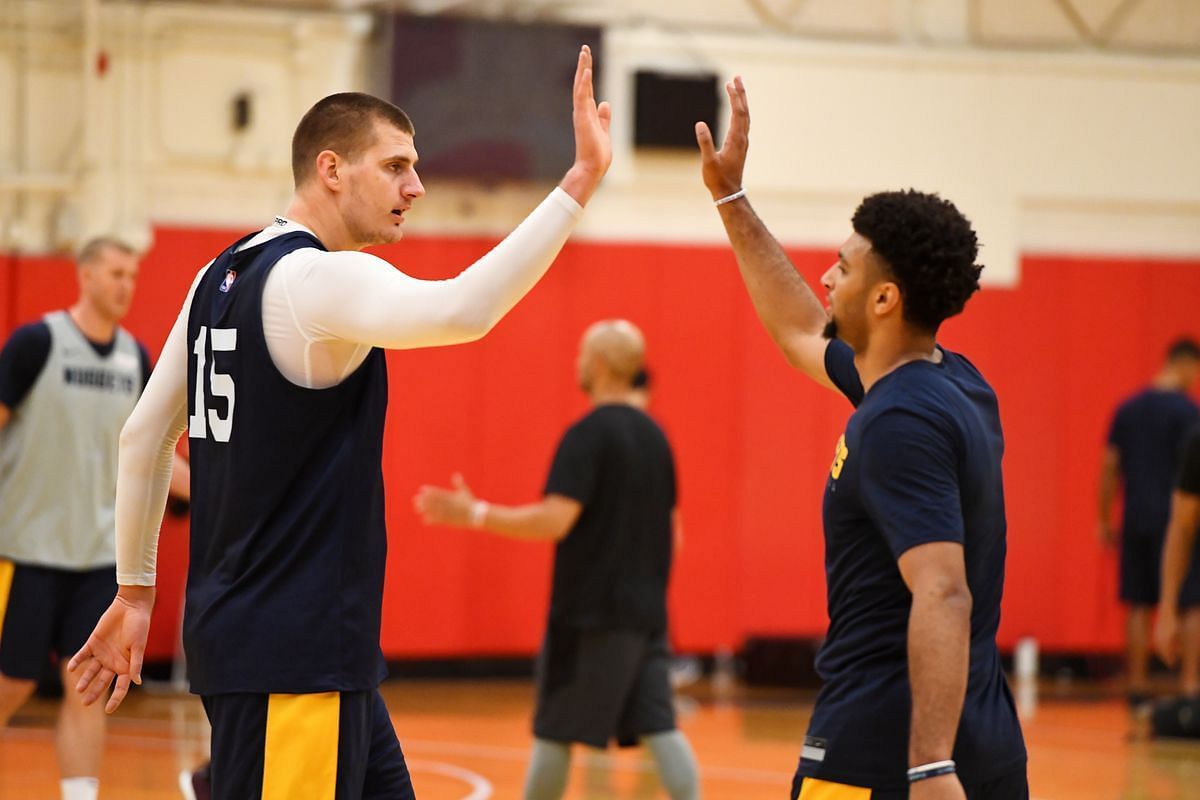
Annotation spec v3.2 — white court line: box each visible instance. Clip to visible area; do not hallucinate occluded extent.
[407,759,493,800]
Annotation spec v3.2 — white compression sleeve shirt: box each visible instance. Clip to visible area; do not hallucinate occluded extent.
[115,188,582,584]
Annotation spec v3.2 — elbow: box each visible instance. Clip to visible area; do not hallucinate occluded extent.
[920,576,973,618]
[440,301,498,344]
[118,415,146,456]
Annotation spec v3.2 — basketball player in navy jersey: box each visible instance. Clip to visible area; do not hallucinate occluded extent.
[695,79,1027,799]
[69,45,611,799]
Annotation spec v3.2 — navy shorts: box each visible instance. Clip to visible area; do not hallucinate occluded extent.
[533,624,676,749]
[1120,534,1200,608]
[0,559,116,680]
[202,688,414,800]
[791,768,1028,799]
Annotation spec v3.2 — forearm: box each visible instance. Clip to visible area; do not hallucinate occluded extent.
[1159,527,1192,612]
[1159,498,1199,611]
[480,502,570,541]
[907,585,972,765]
[115,408,186,585]
[716,198,826,348]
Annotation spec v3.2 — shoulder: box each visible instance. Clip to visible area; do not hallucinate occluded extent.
[860,371,965,443]
[1,319,52,356]
[1115,389,1150,415]
[283,248,394,277]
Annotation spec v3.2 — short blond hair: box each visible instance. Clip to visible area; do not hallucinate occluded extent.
[77,236,136,266]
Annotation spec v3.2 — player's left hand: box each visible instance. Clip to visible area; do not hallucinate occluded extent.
[67,586,154,714]
[909,774,968,800]
[413,473,477,528]
[558,44,612,206]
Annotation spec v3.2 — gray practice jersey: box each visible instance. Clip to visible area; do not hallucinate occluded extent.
[0,311,142,568]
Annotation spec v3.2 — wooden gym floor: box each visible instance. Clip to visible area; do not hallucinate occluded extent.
[2,677,1199,799]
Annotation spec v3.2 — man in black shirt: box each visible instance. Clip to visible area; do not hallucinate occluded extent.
[1099,339,1200,704]
[1152,425,1200,702]
[695,79,1026,799]
[414,320,699,800]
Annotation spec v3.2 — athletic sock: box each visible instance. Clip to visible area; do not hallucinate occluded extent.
[643,730,700,800]
[60,777,100,800]
[523,738,571,800]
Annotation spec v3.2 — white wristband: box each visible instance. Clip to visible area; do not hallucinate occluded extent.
[714,188,746,206]
[907,760,956,782]
[469,500,489,529]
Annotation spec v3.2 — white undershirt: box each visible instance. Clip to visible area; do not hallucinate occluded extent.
[116,188,582,584]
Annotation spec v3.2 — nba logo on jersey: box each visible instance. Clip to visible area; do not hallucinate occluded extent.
[219,270,237,293]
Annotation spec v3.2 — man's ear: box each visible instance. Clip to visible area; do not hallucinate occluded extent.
[314,149,341,191]
[872,281,903,319]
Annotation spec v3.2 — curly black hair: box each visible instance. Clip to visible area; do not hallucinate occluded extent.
[851,190,982,334]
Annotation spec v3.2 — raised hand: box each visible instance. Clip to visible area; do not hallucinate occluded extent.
[413,473,477,528]
[559,44,613,206]
[695,76,750,200]
[67,586,154,714]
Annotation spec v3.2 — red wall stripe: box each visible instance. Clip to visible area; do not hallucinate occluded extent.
[2,230,1196,659]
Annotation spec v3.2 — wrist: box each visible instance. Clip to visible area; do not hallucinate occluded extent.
[560,163,604,206]
[908,760,956,783]
[116,584,156,609]
[713,188,746,206]
[469,500,490,529]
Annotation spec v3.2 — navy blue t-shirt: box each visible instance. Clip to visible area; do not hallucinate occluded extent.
[797,339,1026,789]
[185,230,389,695]
[1108,389,1199,540]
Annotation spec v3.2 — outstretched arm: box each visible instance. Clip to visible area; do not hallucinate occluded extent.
[413,474,581,542]
[280,46,612,354]
[695,77,834,390]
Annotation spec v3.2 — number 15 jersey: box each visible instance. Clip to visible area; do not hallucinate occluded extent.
[185,230,389,696]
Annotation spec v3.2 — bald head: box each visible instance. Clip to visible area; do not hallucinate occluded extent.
[578,320,645,393]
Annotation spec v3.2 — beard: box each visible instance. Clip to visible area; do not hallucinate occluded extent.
[823,318,838,340]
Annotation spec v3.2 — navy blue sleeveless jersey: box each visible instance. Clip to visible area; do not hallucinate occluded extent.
[185,231,389,695]
[797,339,1026,789]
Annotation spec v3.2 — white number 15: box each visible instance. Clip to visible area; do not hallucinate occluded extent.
[189,326,237,442]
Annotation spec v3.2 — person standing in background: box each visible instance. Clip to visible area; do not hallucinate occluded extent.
[415,320,699,800]
[0,237,188,800]
[1099,338,1200,706]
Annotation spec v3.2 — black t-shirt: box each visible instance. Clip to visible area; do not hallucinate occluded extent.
[543,404,676,631]
[1109,389,1199,539]
[0,319,152,409]
[799,340,1026,789]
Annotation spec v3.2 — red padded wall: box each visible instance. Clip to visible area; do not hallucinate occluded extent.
[2,230,1197,660]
